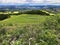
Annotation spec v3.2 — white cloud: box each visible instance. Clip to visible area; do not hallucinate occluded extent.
[0,0,60,4]
[32,0,44,3]
[46,0,60,4]
[31,0,60,4]
[1,0,27,4]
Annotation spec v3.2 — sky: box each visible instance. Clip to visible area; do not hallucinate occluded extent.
[0,0,60,5]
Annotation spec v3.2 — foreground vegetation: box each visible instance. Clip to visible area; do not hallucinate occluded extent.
[0,10,60,45]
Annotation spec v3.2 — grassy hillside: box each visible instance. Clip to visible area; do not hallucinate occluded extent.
[0,10,60,45]
[0,14,50,24]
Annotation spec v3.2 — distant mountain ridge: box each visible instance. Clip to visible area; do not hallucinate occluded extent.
[0,5,60,11]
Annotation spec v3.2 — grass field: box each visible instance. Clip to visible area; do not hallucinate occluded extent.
[0,12,60,45]
[0,14,50,25]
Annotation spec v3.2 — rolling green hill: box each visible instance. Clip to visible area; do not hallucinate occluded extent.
[0,10,60,45]
[0,14,50,25]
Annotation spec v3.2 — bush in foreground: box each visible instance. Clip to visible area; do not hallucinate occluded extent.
[0,14,10,20]
[0,24,58,45]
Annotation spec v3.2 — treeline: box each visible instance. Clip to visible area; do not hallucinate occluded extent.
[0,10,50,15]
[0,10,51,20]
[21,10,50,15]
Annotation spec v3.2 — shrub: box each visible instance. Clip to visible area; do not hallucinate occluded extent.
[37,30,58,45]
[44,16,58,30]
[0,14,10,20]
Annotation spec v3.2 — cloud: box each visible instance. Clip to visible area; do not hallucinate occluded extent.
[32,0,44,3]
[0,0,60,4]
[32,0,60,4]
[0,0,27,4]
[45,0,60,4]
